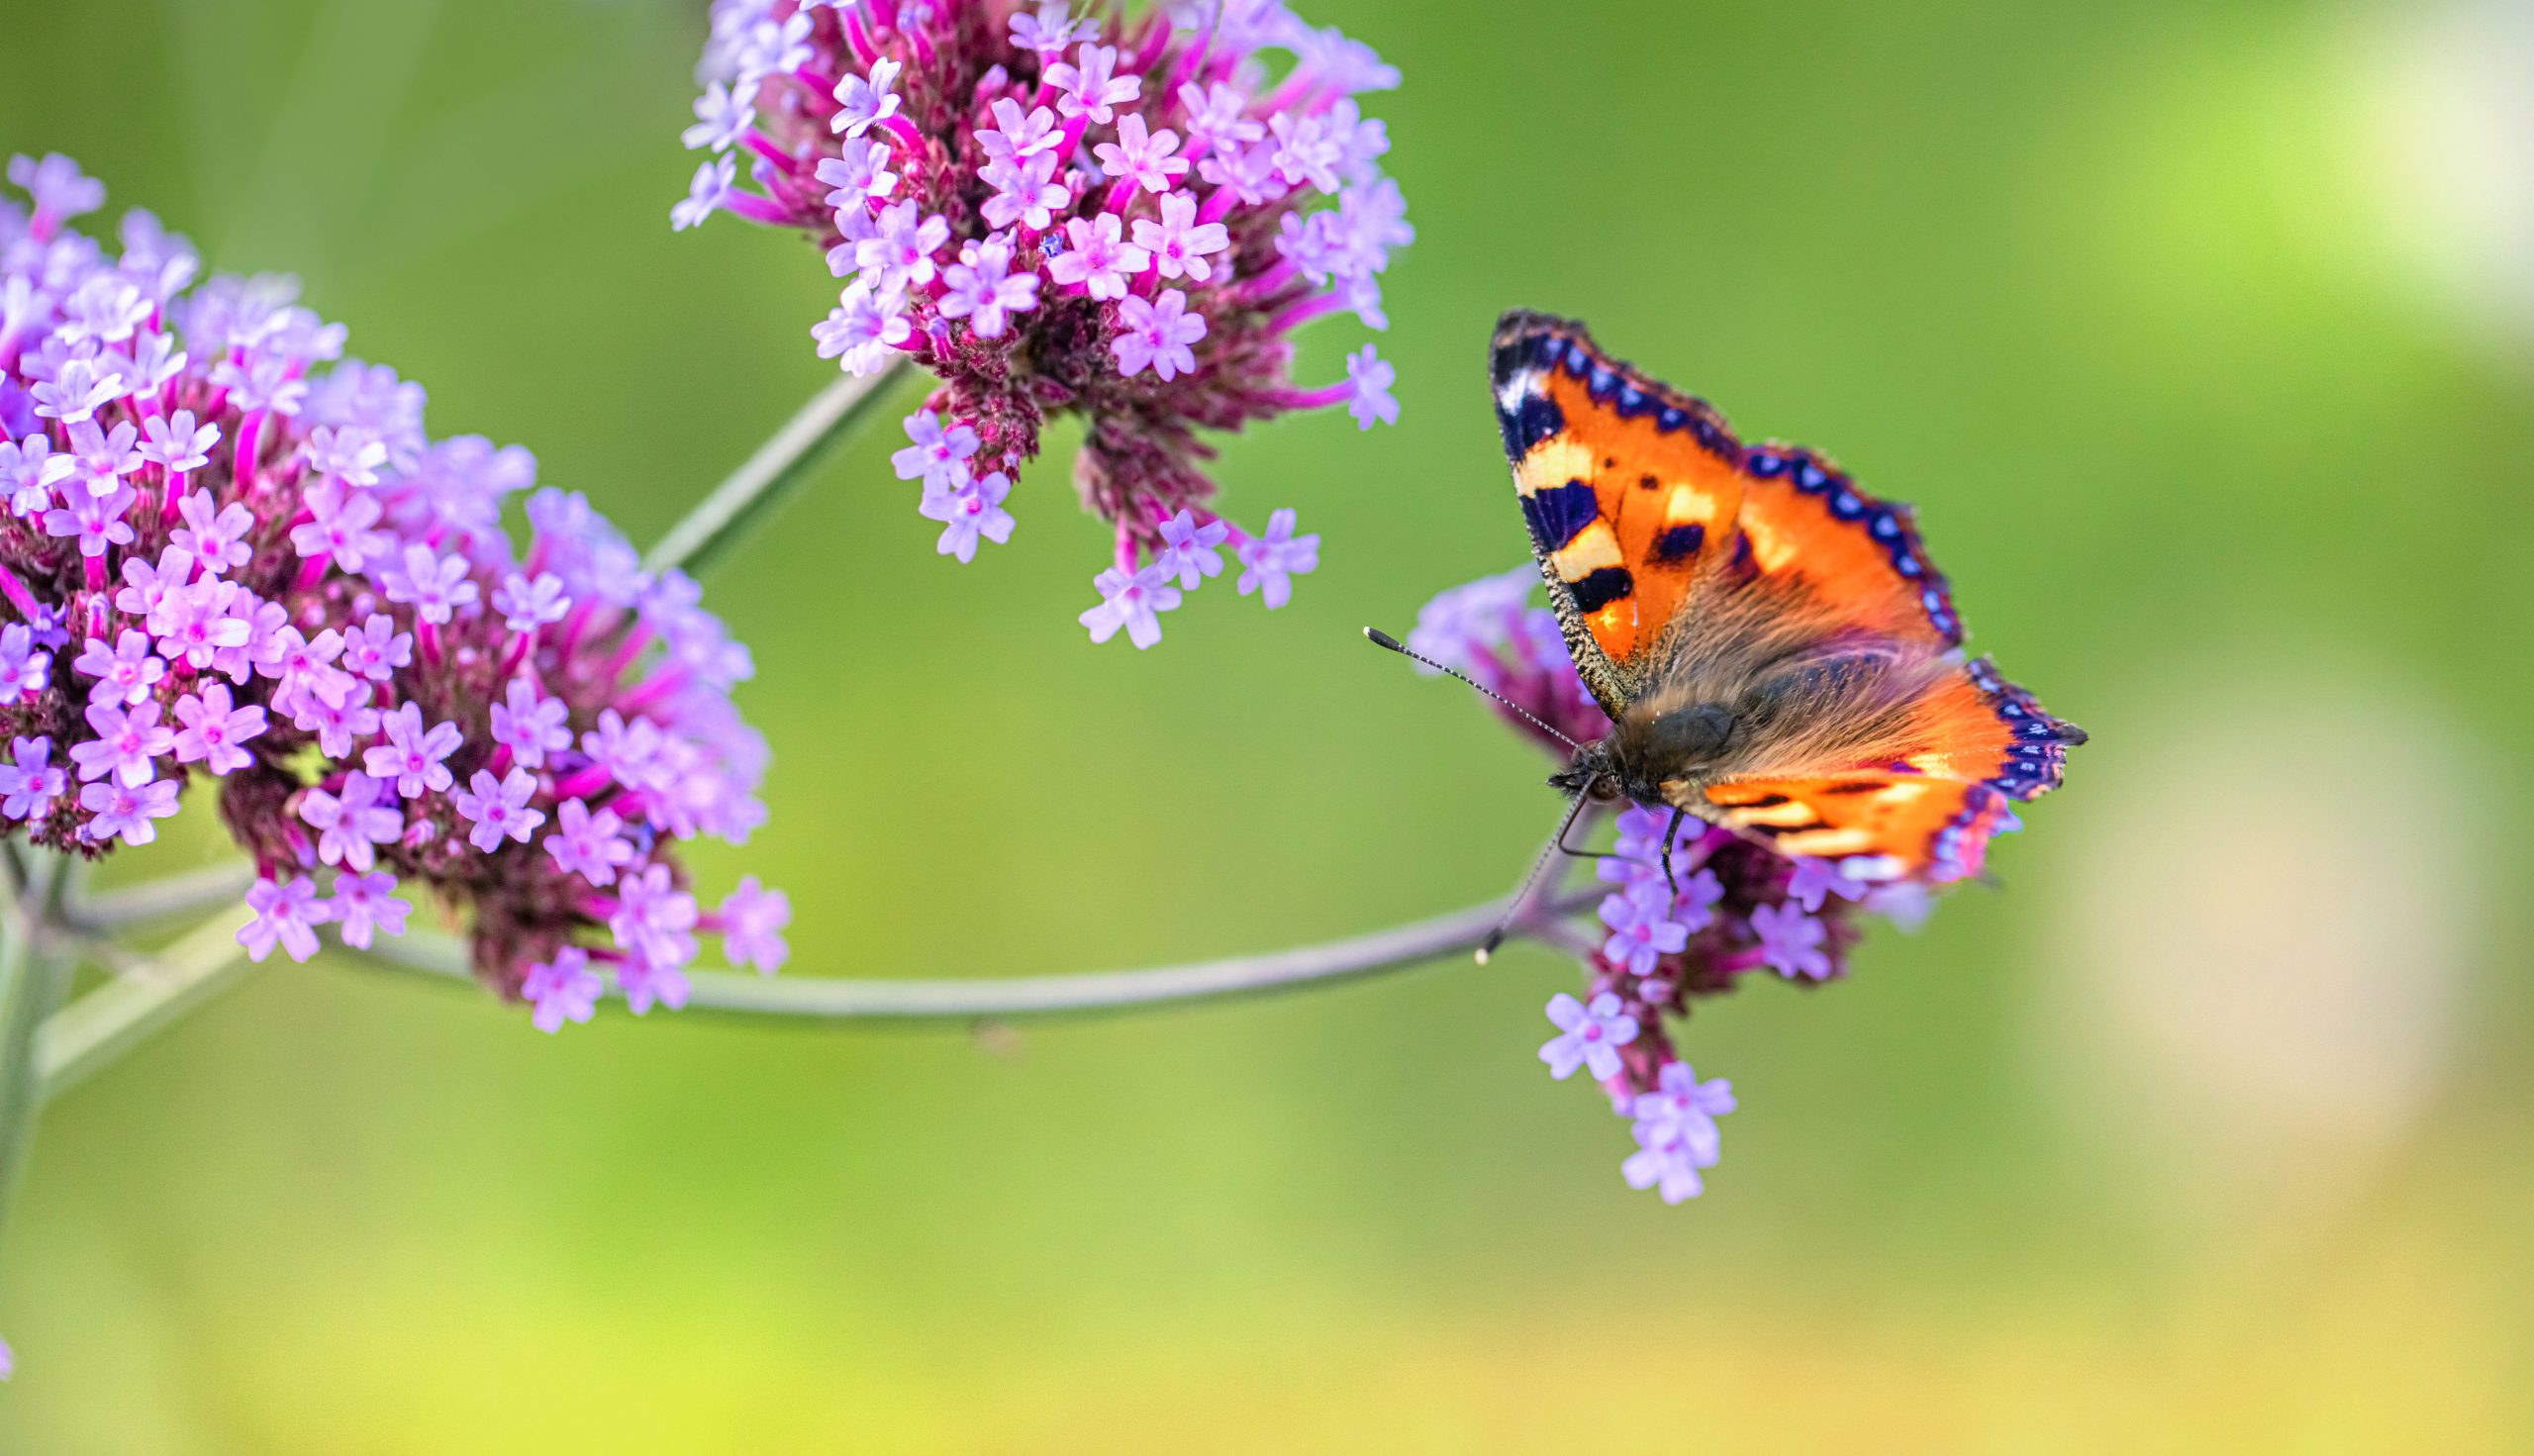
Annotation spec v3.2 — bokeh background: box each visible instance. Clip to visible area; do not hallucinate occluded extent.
[5,0,2533,1449]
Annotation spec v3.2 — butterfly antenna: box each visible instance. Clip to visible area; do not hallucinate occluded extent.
[1474,790,1592,965]
[1361,627,1582,751]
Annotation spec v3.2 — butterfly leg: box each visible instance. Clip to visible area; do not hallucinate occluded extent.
[1660,806,1686,895]
[1553,799,1618,860]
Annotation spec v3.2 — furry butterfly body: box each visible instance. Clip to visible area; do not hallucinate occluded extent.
[1491,310,2084,882]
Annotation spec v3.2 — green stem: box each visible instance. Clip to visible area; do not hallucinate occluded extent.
[341,890,1595,1022]
[641,360,912,578]
[0,853,74,1247]
[36,910,256,1104]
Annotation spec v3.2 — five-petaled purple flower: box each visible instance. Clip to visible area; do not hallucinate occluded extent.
[1540,992,1640,1082]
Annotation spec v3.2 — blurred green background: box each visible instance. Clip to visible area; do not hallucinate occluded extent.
[6,0,2533,1449]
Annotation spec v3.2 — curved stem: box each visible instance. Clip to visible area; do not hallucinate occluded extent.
[63,863,257,932]
[641,359,912,578]
[343,891,1594,1022]
[36,909,257,1103]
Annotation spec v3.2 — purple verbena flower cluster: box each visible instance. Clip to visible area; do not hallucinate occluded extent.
[1413,566,1932,1203]
[0,156,789,1030]
[679,0,1408,646]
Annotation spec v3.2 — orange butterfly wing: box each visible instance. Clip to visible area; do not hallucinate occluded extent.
[1492,311,1746,712]
[1698,657,2079,880]
[1492,310,2084,882]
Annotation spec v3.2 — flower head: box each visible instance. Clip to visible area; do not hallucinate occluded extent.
[1409,567,1952,1204]
[1,160,780,1026]
[678,0,1410,641]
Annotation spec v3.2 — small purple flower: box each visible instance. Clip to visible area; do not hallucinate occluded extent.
[291,480,389,572]
[1094,114,1187,196]
[170,682,266,776]
[717,876,790,975]
[1046,214,1148,300]
[1672,868,1726,932]
[30,356,124,425]
[1598,889,1691,978]
[1234,509,1318,609]
[168,489,253,573]
[920,469,1016,563]
[617,953,692,1017]
[829,57,904,139]
[302,425,387,486]
[328,870,411,950]
[451,766,545,852]
[978,151,1070,233]
[1539,991,1639,1081]
[816,140,899,209]
[0,434,72,517]
[489,679,573,769]
[1152,510,1227,589]
[979,99,1061,164]
[0,625,49,702]
[0,736,66,823]
[891,411,980,493]
[10,151,105,224]
[683,80,756,152]
[812,280,912,377]
[61,417,144,497]
[377,542,480,625]
[523,946,602,1033]
[138,410,218,475]
[239,874,330,963]
[610,862,699,971]
[78,776,180,845]
[544,797,635,888]
[69,697,173,786]
[1045,42,1139,124]
[1129,191,1230,283]
[671,153,737,232]
[1622,1117,1713,1205]
[1344,346,1399,430]
[855,201,952,292]
[1010,1,1096,60]
[491,571,570,633]
[71,630,166,707]
[42,482,138,556]
[1749,902,1833,981]
[1079,564,1181,648]
[301,771,404,873]
[1111,290,1207,382]
[363,702,462,799]
[1787,857,1872,914]
[937,236,1040,340]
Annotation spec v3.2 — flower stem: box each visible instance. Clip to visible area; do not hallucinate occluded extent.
[0,851,75,1255]
[35,909,256,1104]
[342,890,1596,1021]
[643,360,912,579]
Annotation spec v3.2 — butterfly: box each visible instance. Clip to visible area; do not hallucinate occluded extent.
[1483,309,2084,885]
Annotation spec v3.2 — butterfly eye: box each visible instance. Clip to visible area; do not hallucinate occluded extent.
[1587,777,1623,803]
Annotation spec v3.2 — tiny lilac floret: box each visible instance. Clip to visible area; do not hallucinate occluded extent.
[1079,564,1180,649]
[1539,992,1639,1082]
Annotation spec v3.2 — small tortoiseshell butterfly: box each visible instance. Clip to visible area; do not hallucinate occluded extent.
[1478,310,2084,884]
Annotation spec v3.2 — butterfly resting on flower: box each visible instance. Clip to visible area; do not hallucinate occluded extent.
[1382,310,2085,911]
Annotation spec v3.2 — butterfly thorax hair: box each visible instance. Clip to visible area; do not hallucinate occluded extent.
[1546,573,1955,816]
